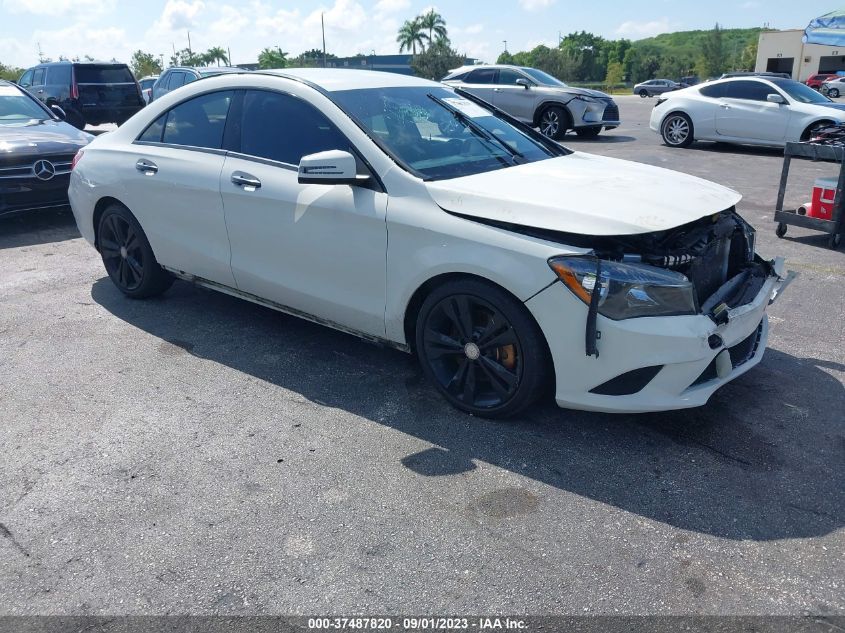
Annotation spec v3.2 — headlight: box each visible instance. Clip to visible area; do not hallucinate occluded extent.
[548,256,697,320]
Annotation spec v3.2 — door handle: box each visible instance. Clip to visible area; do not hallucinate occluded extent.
[720,103,731,109]
[37,89,44,94]
[135,158,158,175]
[493,88,502,92]
[231,172,261,190]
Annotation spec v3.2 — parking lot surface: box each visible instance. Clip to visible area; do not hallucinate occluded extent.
[1,95,843,615]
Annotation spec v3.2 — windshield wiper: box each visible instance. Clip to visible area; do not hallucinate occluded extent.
[426,93,523,162]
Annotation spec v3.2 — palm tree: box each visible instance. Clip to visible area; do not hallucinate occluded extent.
[397,18,426,56]
[418,9,447,46]
[205,46,229,66]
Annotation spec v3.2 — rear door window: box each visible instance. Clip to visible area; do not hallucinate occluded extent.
[699,83,727,98]
[167,72,187,90]
[160,90,234,149]
[32,68,46,86]
[74,65,134,83]
[466,68,497,84]
[47,65,72,85]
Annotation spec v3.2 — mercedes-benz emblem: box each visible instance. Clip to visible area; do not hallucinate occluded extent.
[33,159,56,181]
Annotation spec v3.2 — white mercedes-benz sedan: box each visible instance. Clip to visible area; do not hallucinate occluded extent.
[69,69,789,417]
[650,76,845,148]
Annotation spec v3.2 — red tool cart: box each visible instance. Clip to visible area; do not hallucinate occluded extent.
[774,141,845,250]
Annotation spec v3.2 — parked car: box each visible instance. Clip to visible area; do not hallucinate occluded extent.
[68,70,788,417]
[442,64,620,139]
[0,80,92,218]
[651,77,844,148]
[806,73,838,90]
[633,79,681,98]
[151,66,244,101]
[18,61,144,130]
[138,75,158,104]
[720,71,792,79]
[820,77,845,97]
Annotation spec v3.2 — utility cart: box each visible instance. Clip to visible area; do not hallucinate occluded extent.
[774,141,845,250]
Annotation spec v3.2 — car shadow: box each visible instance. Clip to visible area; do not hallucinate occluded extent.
[690,142,785,158]
[0,206,81,250]
[563,134,637,144]
[91,277,845,542]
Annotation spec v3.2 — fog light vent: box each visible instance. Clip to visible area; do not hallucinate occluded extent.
[590,365,664,396]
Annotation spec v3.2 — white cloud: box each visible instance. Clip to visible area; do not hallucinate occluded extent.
[210,5,251,37]
[374,0,410,13]
[154,0,206,32]
[518,0,555,11]
[615,17,678,39]
[2,0,113,16]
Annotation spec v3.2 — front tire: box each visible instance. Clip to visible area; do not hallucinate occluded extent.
[639,89,649,98]
[830,88,840,98]
[661,112,694,148]
[538,105,568,140]
[98,203,173,299]
[415,279,550,418]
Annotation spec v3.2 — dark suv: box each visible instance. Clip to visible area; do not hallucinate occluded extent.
[151,66,244,101]
[18,61,145,130]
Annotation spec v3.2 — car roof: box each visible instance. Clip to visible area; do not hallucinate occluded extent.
[168,66,244,73]
[254,68,441,91]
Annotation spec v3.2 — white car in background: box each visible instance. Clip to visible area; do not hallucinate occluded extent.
[651,77,845,148]
[820,76,845,98]
[69,69,787,417]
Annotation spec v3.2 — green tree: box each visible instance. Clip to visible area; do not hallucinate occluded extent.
[0,61,24,81]
[170,48,205,67]
[258,47,288,69]
[418,9,447,46]
[497,51,515,65]
[604,61,624,89]
[397,18,426,56]
[292,48,336,67]
[699,23,726,78]
[130,50,163,78]
[738,41,758,71]
[410,39,465,80]
[204,46,229,66]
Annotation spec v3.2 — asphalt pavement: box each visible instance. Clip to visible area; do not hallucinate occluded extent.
[0,95,842,616]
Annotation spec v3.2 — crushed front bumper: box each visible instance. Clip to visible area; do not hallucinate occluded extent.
[525,259,791,413]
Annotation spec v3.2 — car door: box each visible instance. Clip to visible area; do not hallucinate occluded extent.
[30,67,46,103]
[458,68,498,105]
[220,89,388,338]
[124,89,237,286]
[491,68,537,122]
[715,80,791,142]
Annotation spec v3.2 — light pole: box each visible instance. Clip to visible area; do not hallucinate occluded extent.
[503,39,508,52]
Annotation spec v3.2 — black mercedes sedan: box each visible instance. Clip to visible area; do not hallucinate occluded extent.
[0,80,92,218]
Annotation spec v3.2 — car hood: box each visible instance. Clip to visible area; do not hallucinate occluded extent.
[425,153,743,236]
[546,85,611,99]
[0,120,93,157]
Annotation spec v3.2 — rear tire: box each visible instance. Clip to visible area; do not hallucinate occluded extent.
[661,112,694,148]
[639,89,649,98]
[830,88,840,98]
[538,105,568,140]
[776,223,788,238]
[98,203,173,299]
[415,279,550,418]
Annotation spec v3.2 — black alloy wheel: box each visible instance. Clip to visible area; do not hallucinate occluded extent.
[416,280,549,418]
[98,203,173,298]
[639,89,649,98]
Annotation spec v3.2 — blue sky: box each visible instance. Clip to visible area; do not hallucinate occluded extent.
[0,0,840,68]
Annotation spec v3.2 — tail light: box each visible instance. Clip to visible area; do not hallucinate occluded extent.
[70,67,79,100]
[71,150,84,170]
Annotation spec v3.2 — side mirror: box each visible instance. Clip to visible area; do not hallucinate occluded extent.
[50,105,66,120]
[298,150,368,186]
[515,78,532,89]
[767,93,786,104]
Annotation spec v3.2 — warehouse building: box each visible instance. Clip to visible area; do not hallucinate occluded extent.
[755,29,845,81]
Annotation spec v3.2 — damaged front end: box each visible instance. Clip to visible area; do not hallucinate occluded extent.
[538,208,792,357]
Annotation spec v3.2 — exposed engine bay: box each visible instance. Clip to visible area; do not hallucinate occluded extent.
[455,208,775,319]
